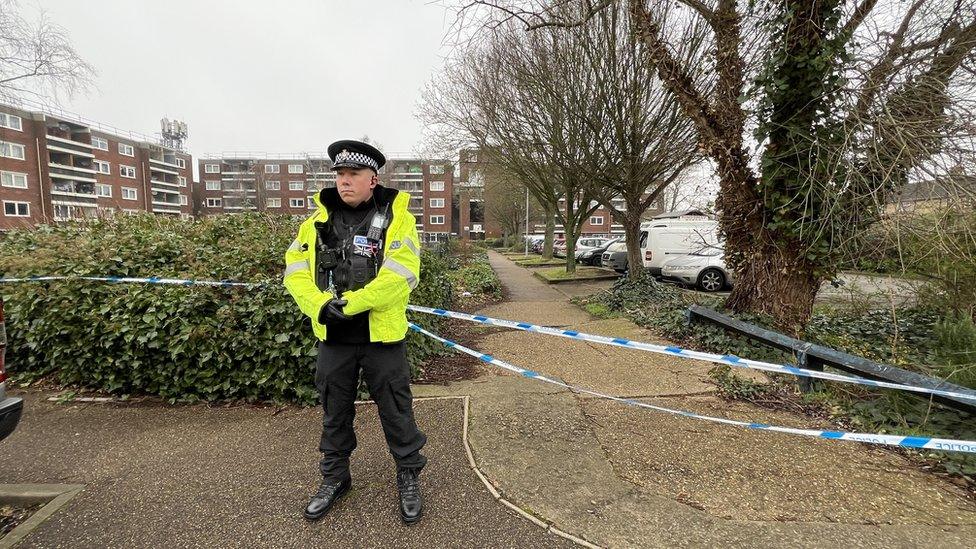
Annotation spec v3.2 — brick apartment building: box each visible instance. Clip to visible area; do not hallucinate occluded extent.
[0,102,192,231]
[196,154,454,242]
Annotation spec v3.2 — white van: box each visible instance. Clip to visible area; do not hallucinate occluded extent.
[639,210,719,275]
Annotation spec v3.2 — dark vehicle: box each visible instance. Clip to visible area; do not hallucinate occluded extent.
[577,238,619,266]
[0,297,23,441]
[601,241,628,272]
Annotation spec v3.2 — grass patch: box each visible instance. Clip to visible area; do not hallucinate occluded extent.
[513,257,564,267]
[583,301,617,319]
[533,266,620,283]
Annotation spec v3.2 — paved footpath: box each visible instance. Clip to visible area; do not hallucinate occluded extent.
[415,251,976,548]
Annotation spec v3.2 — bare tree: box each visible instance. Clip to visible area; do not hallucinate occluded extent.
[479,156,541,242]
[570,3,704,278]
[451,0,976,331]
[423,2,704,273]
[419,30,589,267]
[0,1,93,102]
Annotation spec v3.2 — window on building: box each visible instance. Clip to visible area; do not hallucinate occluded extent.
[180,195,188,206]
[267,197,281,208]
[429,198,445,208]
[120,165,136,178]
[265,164,280,173]
[289,198,305,208]
[94,160,111,174]
[288,164,303,174]
[204,164,220,173]
[3,201,29,217]
[590,216,604,225]
[308,200,316,209]
[0,141,25,160]
[122,187,138,200]
[96,184,112,197]
[288,181,304,191]
[429,181,444,191]
[206,198,222,208]
[178,176,187,187]
[205,181,220,191]
[429,164,445,175]
[91,136,109,150]
[1,171,28,188]
[0,113,23,131]
[265,180,280,191]
[429,215,445,225]
[176,158,186,168]
[118,143,134,156]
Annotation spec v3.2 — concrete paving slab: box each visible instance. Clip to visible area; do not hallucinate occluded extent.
[457,250,976,547]
[0,391,574,548]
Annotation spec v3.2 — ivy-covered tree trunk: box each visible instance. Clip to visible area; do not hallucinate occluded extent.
[724,234,821,333]
[723,0,846,332]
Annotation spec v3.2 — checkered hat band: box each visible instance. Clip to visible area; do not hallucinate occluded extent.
[334,151,378,170]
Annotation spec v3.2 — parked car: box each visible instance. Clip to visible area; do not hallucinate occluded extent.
[640,210,719,276]
[577,238,620,266]
[0,297,23,441]
[601,241,629,272]
[660,251,732,292]
[523,234,546,253]
[553,238,567,258]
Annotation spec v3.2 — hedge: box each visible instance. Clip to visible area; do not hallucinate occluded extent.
[0,213,453,405]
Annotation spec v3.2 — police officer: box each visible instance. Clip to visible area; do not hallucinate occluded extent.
[283,139,426,524]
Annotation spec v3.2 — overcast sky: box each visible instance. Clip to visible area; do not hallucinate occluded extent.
[31,0,455,162]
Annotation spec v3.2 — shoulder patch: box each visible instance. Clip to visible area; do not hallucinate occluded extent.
[390,240,402,250]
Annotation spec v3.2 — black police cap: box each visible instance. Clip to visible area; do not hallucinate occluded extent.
[327,140,386,172]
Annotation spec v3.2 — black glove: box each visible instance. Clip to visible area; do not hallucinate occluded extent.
[319,298,349,324]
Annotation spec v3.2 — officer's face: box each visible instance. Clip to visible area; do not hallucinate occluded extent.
[335,167,378,206]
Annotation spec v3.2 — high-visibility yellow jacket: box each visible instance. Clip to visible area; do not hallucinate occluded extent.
[283,185,421,342]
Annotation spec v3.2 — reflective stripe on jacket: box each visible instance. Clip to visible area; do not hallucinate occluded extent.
[283,187,420,342]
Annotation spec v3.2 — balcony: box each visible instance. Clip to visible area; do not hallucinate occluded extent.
[45,134,95,156]
[50,179,96,197]
[48,163,98,182]
[222,182,257,192]
[149,163,179,176]
[149,157,182,170]
[150,178,180,189]
[152,196,181,206]
[152,186,180,197]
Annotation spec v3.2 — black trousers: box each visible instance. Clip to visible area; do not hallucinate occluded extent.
[314,340,427,482]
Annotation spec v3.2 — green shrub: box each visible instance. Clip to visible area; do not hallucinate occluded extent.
[933,313,976,389]
[0,213,453,405]
[448,257,502,298]
[582,272,976,475]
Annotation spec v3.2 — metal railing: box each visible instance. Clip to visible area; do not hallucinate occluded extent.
[687,304,976,414]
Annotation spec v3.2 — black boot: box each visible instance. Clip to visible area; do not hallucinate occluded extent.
[303,477,351,521]
[396,468,423,524]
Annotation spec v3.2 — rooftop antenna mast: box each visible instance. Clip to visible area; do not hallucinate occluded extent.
[160,118,188,150]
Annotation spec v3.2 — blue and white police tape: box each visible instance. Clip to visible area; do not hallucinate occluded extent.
[407,322,976,455]
[407,305,976,404]
[4,275,973,405]
[0,275,264,288]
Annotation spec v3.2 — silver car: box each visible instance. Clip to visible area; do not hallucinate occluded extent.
[660,251,733,292]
